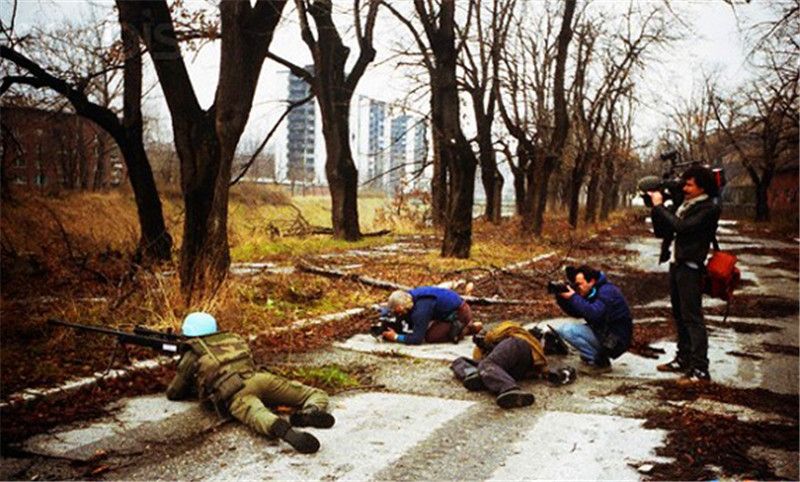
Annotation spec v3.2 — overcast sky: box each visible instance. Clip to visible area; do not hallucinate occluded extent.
[4,0,776,153]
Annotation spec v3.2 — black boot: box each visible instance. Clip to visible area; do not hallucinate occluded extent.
[270,419,320,454]
[462,368,486,392]
[496,389,535,409]
[290,407,336,429]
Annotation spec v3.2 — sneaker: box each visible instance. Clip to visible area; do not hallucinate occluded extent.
[496,389,535,409]
[462,372,485,391]
[656,358,687,373]
[676,368,711,386]
[290,407,336,429]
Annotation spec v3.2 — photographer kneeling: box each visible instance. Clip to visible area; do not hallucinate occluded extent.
[552,265,633,374]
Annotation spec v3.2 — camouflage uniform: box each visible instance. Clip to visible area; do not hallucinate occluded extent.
[166,332,329,437]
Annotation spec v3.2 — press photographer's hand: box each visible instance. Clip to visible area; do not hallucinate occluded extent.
[647,191,663,206]
[382,328,398,341]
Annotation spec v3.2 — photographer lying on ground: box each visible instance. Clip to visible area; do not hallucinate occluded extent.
[551,265,633,374]
[450,321,548,409]
[380,286,483,344]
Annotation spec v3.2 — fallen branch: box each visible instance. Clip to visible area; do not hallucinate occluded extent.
[297,261,535,305]
[297,261,412,291]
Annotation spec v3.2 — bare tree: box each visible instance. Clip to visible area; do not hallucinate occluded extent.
[266,0,379,241]
[457,0,514,223]
[708,71,798,221]
[1,14,173,261]
[707,0,800,221]
[387,0,480,257]
[496,0,576,235]
[569,3,672,226]
[118,0,286,297]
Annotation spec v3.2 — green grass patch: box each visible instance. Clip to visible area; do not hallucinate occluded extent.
[272,364,367,393]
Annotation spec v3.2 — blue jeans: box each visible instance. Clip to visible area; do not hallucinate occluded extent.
[555,323,602,364]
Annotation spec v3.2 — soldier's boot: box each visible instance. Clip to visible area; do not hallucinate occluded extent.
[290,407,336,429]
[270,419,320,454]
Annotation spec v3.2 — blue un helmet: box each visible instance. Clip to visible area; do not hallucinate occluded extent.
[181,312,218,337]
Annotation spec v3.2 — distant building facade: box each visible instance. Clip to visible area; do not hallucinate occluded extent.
[389,114,410,193]
[283,65,317,185]
[1,105,122,193]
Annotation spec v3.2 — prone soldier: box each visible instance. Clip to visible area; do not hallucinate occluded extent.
[166,312,335,454]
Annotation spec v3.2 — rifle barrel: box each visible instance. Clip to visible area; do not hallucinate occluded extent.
[47,319,185,354]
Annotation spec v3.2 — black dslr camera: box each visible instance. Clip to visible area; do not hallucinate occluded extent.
[369,313,404,338]
[472,333,496,354]
[546,281,570,294]
[547,265,577,295]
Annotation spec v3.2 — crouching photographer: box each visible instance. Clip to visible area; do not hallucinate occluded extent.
[551,265,633,374]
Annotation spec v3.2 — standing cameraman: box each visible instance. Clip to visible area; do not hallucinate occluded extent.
[553,265,633,374]
[647,165,720,385]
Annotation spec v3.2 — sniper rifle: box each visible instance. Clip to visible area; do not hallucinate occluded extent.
[48,318,188,373]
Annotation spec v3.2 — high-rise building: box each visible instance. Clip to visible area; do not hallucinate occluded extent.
[412,121,428,189]
[285,66,316,184]
[389,114,410,193]
[367,99,387,190]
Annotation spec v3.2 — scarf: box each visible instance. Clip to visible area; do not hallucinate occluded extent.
[670,194,709,264]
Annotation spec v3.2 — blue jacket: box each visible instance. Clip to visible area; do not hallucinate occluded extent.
[556,273,632,357]
[397,286,464,344]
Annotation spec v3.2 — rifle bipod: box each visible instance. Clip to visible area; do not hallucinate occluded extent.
[105,338,133,375]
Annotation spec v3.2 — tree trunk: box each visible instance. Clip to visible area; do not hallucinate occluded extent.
[424,0,477,258]
[512,169,526,217]
[474,103,503,223]
[92,135,107,190]
[430,103,447,228]
[536,0,576,235]
[509,144,530,218]
[121,0,285,297]
[599,157,616,221]
[754,180,770,221]
[567,160,584,228]
[584,166,600,224]
[531,155,556,235]
[120,19,172,261]
[322,103,361,240]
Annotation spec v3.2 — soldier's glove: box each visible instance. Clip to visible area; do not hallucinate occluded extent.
[270,419,320,454]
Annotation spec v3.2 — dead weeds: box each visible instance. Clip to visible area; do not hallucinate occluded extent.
[641,406,797,480]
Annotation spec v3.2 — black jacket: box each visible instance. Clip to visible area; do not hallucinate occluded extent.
[651,197,720,265]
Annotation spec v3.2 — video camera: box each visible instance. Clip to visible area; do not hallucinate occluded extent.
[637,150,690,208]
[636,149,726,208]
[546,265,578,295]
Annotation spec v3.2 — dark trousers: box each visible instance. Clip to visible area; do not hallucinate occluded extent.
[426,302,474,343]
[451,337,533,394]
[669,263,709,371]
